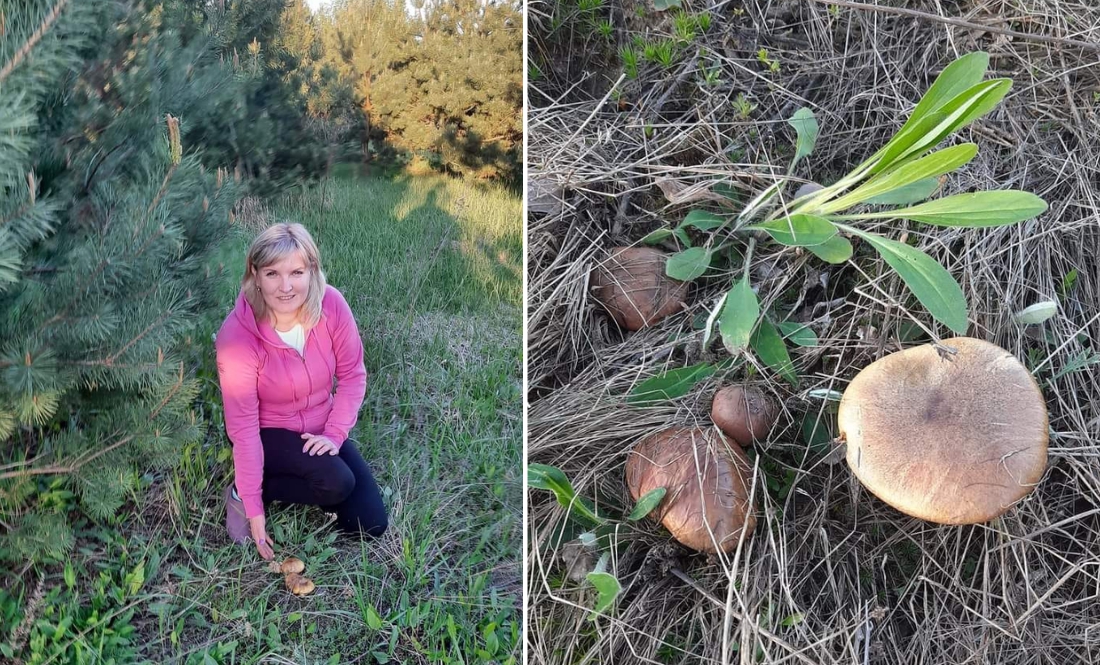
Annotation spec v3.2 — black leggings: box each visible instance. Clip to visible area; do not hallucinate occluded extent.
[257,427,388,537]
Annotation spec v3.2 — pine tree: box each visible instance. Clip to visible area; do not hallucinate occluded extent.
[331,0,522,180]
[180,0,328,197]
[1,0,238,562]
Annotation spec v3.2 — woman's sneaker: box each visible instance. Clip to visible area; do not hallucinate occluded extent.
[224,484,250,544]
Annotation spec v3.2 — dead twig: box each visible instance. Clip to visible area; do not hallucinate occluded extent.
[812,0,1100,53]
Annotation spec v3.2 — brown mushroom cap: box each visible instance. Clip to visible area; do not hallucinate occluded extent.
[279,557,306,575]
[285,573,316,596]
[591,247,688,331]
[625,427,756,553]
[838,337,1048,525]
[711,386,779,447]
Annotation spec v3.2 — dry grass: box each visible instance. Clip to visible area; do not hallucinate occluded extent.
[527,1,1100,663]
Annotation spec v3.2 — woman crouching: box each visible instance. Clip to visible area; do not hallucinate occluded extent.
[216,222,387,560]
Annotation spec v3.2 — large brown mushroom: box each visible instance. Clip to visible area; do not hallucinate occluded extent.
[284,572,316,596]
[625,427,756,553]
[838,337,1048,524]
[711,386,779,447]
[591,247,688,331]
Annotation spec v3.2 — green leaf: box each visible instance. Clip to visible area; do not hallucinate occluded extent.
[483,622,500,654]
[586,572,622,616]
[801,412,834,454]
[849,191,1047,227]
[750,319,798,386]
[628,363,717,405]
[652,0,682,9]
[787,107,819,165]
[702,292,727,350]
[641,228,673,245]
[899,52,989,136]
[719,277,760,355]
[627,487,667,521]
[807,388,844,402]
[841,225,968,333]
[777,322,818,347]
[665,247,711,281]
[679,209,726,232]
[673,227,693,247]
[1014,300,1057,325]
[750,214,837,247]
[1061,269,1079,298]
[781,613,805,627]
[875,79,1011,174]
[365,605,383,630]
[823,144,976,212]
[528,464,604,525]
[863,178,941,205]
[805,234,853,264]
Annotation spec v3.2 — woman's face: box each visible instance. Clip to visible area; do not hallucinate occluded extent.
[255,252,310,321]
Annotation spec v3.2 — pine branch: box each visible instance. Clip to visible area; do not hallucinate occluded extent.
[148,362,185,421]
[0,434,133,480]
[0,0,72,84]
[106,308,175,365]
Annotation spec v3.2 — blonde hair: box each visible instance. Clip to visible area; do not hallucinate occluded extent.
[242,223,327,329]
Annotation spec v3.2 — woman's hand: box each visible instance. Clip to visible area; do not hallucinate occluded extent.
[301,432,338,456]
[249,515,276,560]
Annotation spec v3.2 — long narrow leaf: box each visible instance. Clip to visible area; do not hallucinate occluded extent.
[702,292,727,350]
[874,79,1010,175]
[749,214,837,247]
[528,464,604,525]
[628,487,667,521]
[898,52,990,136]
[750,319,798,386]
[788,107,819,166]
[719,277,759,354]
[840,225,968,333]
[846,191,1047,227]
[628,363,717,405]
[863,178,941,205]
[822,144,976,213]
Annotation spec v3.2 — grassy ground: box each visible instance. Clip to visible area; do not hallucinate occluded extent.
[528,2,1100,663]
[3,170,522,664]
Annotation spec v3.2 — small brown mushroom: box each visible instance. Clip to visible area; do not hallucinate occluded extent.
[285,572,316,596]
[591,247,688,331]
[625,427,756,553]
[838,337,1048,524]
[279,557,306,575]
[711,386,779,447]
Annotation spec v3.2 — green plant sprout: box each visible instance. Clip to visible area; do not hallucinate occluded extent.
[645,52,1046,387]
[619,46,639,79]
[528,464,667,619]
[757,48,780,73]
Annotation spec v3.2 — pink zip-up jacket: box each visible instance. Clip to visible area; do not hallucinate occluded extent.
[215,285,367,519]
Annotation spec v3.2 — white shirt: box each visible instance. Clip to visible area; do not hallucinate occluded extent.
[275,323,305,356]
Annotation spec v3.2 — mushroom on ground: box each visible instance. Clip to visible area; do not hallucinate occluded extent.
[625,427,756,553]
[285,573,316,596]
[279,557,306,575]
[591,247,688,331]
[711,386,779,447]
[838,337,1048,524]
